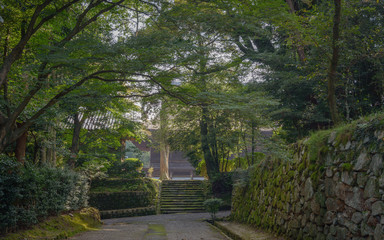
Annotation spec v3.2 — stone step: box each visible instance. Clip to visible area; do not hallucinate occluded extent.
[162,185,202,188]
[161,192,204,195]
[161,192,203,195]
[160,180,207,214]
[160,203,204,209]
[160,206,205,210]
[160,196,204,199]
[160,198,204,202]
[161,198,204,201]
[161,187,202,190]
[160,210,205,214]
[162,187,202,190]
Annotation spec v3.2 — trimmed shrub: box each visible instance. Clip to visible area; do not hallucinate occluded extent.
[211,173,233,210]
[0,155,89,234]
[100,206,156,219]
[203,198,224,222]
[107,158,144,178]
[90,177,158,194]
[89,191,153,210]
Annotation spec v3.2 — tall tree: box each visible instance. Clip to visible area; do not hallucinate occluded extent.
[0,0,158,156]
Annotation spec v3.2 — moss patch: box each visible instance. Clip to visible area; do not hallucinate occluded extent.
[145,224,167,238]
[1,208,102,240]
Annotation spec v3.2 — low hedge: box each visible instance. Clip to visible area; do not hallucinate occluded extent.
[89,191,153,210]
[100,206,156,219]
[0,155,89,234]
[90,177,158,193]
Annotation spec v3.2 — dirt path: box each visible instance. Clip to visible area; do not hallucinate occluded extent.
[71,211,231,240]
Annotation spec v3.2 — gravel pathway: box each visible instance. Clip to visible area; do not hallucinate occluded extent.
[71,211,231,240]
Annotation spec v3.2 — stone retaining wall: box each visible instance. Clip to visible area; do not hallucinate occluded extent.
[231,116,384,239]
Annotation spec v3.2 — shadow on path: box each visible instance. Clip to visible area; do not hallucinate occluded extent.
[70,211,231,240]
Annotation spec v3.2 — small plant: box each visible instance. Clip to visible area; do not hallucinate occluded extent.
[203,198,223,222]
[147,167,154,178]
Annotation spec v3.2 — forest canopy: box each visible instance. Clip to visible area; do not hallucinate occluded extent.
[0,0,383,178]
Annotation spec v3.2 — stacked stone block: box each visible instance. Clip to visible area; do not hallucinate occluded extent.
[232,117,384,239]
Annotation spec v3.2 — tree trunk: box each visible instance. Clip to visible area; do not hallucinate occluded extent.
[69,113,82,168]
[120,138,127,162]
[15,130,28,163]
[41,146,47,164]
[328,0,342,125]
[251,121,256,165]
[285,0,306,64]
[159,102,170,180]
[200,107,219,179]
[159,142,170,180]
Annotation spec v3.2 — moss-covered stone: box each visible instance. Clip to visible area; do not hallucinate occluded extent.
[231,112,384,239]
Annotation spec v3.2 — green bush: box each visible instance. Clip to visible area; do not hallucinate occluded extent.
[203,198,224,222]
[107,158,144,178]
[210,173,233,210]
[90,177,158,193]
[89,191,153,210]
[0,155,89,234]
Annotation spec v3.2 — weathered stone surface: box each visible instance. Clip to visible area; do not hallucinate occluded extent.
[311,199,321,215]
[309,223,317,237]
[290,219,300,229]
[361,222,374,237]
[333,172,340,182]
[315,215,323,226]
[367,216,379,227]
[231,120,384,240]
[354,152,370,171]
[325,178,336,197]
[337,213,345,226]
[345,187,364,211]
[380,174,384,188]
[336,226,348,240]
[351,212,363,224]
[343,205,356,219]
[374,224,384,240]
[376,130,384,140]
[327,233,336,240]
[365,177,380,199]
[370,154,383,176]
[330,225,337,235]
[326,198,337,212]
[326,167,334,178]
[357,172,369,188]
[344,219,359,234]
[341,171,354,185]
[304,178,314,201]
[324,211,336,224]
[364,198,378,211]
[335,182,350,201]
[345,141,352,150]
[372,201,384,216]
[328,131,337,144]
[315,233,326,240]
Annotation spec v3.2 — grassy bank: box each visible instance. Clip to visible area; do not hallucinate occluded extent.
[1,208,102,240]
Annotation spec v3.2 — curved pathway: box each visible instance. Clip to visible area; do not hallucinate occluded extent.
[71,211,231,240]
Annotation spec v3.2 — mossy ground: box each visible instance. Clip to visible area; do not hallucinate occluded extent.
[1,208,102,240]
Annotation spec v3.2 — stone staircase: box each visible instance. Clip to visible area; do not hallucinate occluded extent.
[160,180,206,214]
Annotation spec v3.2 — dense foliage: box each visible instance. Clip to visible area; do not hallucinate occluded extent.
[1,1,384,234]
[0,155,88,234]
